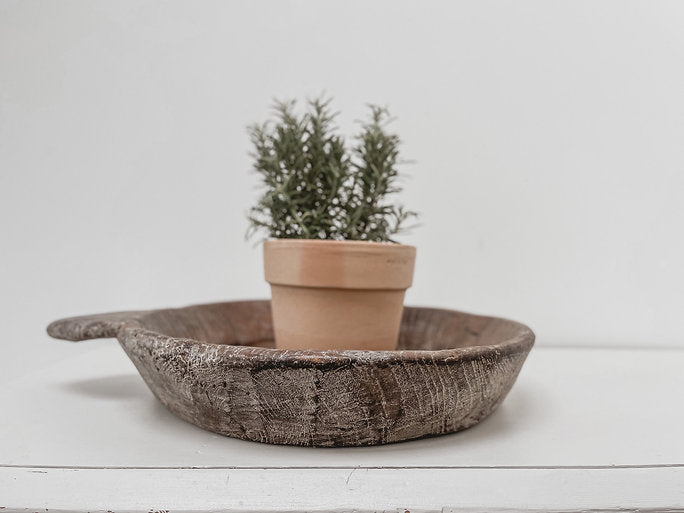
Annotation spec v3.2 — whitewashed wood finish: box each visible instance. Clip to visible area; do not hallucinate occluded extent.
[2,466,683,512]
[2,344,683,510]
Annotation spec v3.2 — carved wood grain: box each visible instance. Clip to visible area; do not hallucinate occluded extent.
[48,300,534,447]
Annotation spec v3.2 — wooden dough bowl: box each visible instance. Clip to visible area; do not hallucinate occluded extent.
[47,300,535,447]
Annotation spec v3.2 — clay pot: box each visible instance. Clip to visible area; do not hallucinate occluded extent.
[263,239,416,351]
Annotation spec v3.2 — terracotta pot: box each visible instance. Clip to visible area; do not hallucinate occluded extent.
[263,239,416,351]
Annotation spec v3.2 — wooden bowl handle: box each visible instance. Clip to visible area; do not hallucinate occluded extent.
[47,311,146,342]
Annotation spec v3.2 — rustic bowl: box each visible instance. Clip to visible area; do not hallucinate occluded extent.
[47,300,534,447]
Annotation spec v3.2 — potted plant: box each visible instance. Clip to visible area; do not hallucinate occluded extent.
[247,97,417,351]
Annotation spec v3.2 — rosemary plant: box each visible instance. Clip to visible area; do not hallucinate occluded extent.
[247,98,417,243]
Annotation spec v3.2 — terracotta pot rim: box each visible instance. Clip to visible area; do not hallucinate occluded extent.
[263,238,416,289]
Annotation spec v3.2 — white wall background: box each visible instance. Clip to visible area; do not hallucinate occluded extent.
[2,0,683,377]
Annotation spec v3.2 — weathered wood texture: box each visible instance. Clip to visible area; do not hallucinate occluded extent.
[47,301,534,447]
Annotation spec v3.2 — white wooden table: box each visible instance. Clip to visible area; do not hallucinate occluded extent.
[2,340,683,512]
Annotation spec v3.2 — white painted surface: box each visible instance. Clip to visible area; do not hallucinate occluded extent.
[2,343,684,510]
[2,0,684,389]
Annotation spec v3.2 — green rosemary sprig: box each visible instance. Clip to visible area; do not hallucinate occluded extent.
[247,97,417,242]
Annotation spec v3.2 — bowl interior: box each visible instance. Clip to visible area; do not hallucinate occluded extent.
[138,300,528,352]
